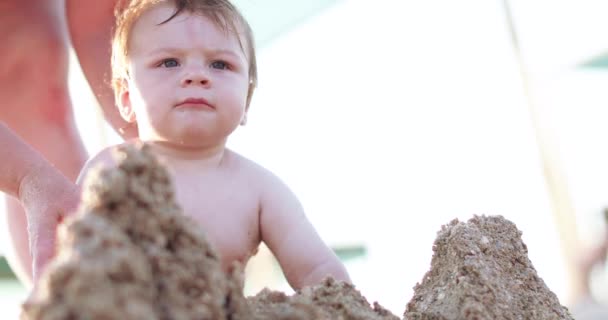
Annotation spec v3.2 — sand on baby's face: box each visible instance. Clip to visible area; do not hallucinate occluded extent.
[21,143,571,320]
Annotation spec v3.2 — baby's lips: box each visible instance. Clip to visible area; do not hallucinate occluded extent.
[176,97,215,109]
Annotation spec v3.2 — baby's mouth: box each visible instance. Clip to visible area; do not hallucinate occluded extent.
[176,98,215,110]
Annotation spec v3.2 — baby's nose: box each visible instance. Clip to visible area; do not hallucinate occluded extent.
[181,69,210,86]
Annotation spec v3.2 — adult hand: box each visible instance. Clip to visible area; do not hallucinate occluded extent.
[19,165,81,281]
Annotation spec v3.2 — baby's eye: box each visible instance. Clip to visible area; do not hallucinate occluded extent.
[210,60,230,70]
[159,58,179,68]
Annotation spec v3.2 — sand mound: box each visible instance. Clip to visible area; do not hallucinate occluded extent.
[21,143,573,319]
[405,216,574,320]
[249,277,399,320]
[21,143,393,320]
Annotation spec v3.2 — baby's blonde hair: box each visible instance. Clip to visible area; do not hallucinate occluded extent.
[111,0,257,106]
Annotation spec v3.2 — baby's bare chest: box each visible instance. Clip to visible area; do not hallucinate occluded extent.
[173,174,261,270]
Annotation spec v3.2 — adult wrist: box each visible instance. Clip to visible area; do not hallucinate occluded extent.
[17,161,51,207]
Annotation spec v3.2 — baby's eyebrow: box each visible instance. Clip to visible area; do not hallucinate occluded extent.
[203,48,247,63]
[210,49,242,59]
[146,47,243,60]
[146,47,183,56]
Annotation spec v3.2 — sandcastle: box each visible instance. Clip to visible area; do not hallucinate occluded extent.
[21,144,573,319]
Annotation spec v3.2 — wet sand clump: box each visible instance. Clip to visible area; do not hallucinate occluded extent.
[21,144,393,320]
[248,277,399,320]
[404,216,574,320]
[21,144,572,319]
[22,144,239,319]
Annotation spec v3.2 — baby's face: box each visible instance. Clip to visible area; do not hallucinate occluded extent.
[120,3,250,148]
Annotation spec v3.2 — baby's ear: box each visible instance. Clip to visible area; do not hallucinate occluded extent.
[116,79,136,123]
[241,82,255,126]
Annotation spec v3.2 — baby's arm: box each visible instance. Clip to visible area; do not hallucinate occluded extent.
[259,170,351,290]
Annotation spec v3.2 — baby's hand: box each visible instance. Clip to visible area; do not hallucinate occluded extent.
[19,165,80,281]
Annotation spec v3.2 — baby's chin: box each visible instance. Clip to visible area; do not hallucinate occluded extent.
[138,121,237,147]
[141,131,229,150]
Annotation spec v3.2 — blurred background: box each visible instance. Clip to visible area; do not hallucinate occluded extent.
[3,0,608,318]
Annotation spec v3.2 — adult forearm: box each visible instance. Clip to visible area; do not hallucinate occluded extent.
[0,122,50,198]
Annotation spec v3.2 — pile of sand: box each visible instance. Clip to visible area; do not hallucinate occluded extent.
[404,216,573,319]
[21,144,396,320]
[21,144,573,320]
[248,278,398,319]
[22,144,233,319]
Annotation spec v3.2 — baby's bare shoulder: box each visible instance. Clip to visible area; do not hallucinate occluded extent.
[76,142,135,185]
[224,149,283,188]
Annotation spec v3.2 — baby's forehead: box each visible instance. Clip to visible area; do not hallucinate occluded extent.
[127,6,250,60]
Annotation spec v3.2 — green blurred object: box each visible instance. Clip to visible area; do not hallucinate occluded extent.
[333,245,367,262]
[580,51,608,69]
[233,0,341,48]
[0,256,17,279]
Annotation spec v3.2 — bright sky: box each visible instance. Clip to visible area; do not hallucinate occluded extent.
[4,0,608,317]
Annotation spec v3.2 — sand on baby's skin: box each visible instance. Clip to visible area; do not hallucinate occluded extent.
[21,143,572,320]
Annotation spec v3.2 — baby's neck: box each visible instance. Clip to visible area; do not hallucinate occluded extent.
[145,141,228,170]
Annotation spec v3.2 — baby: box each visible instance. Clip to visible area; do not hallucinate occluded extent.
[77,0,350,290]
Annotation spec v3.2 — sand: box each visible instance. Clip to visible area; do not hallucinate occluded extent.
[404,216,573,319]
[22,144,231,319]
[21,143,573,320]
